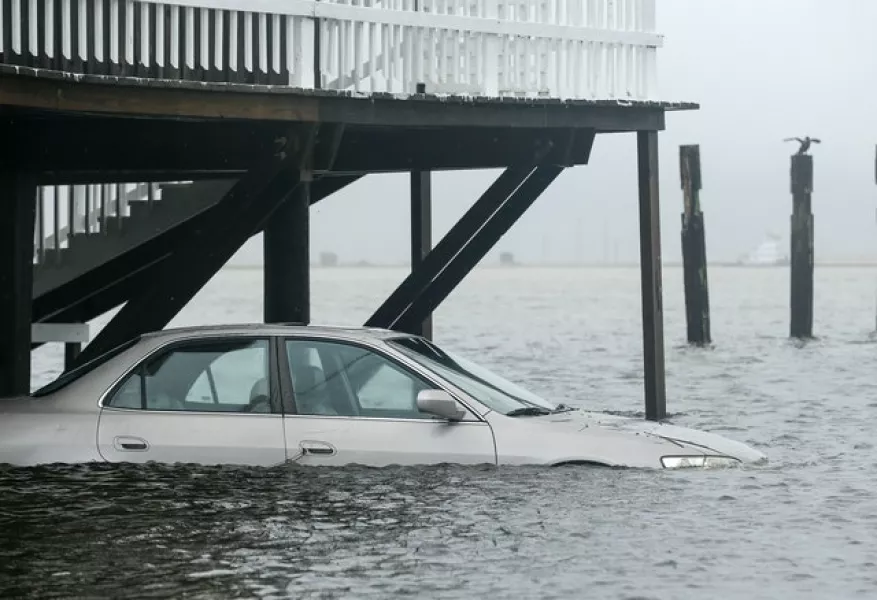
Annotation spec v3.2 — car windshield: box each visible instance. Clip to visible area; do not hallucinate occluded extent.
[388,336,558,415]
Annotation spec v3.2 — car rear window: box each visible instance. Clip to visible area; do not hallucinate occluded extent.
[31,336,142,397]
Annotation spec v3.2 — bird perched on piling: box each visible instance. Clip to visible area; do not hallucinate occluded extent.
[783,136,821,155]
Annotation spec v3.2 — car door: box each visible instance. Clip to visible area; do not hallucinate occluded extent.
[97,336,287,466]
[279,337,497,466]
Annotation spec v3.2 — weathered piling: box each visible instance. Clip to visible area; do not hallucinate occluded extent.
[789,153,814,339]
[679,145,711,345]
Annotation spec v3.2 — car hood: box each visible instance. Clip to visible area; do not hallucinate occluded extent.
[542,409,767,464]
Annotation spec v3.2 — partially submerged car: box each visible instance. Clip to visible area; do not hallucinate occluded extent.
[0,324,766,469]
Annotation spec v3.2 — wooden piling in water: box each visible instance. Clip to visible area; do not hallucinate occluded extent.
[789,154,814,339]
[679,145,711,345]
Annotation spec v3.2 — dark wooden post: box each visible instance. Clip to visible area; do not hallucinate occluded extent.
[637,131,667,422]
[264,179,311,324]
[64,342,82,371]
[789,154,814,339]
[410,170,433,339]
[0,172,37,397]
[679,145,711,345]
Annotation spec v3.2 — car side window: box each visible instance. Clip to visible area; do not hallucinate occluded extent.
[106,338,273,414]
[284,339,436,419]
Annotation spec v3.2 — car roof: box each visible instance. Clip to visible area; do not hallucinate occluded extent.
[139,323,414,343]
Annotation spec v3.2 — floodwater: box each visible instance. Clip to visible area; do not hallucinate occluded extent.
[6,265,877,599]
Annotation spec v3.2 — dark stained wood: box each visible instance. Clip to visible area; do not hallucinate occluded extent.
[394,165,564,335]
[790,154,814,339]
[264,181,311,324]
[410,170,433,339]
[10,116,596,182]
[0,170,36,397]
[679,144,710,346]
[365,166,536,330]
[0,67,675,132]
[637,130,667,422]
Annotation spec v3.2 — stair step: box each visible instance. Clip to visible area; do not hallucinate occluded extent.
[33,179,232,301]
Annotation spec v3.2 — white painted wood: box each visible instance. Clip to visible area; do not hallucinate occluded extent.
[32,323,90,344]
[61,0,71,60]
[243,11,253,72]
[32,0,661,100]
[169,4,180,68]
[124,0,134,66]
[28,0,38,56]
[271,13,280,76]
[94,0,104,62]
[44,0,54,59]
[140,2,150,67]
[217,11,226,72]
[77,0,87,60]
[258,12,267,75]
[228,10,238,72]
[9,0,19,55]
[294,16,315,87]
[144,0,661,47]
[200,7,209,70]
[185,6,195,69]
[155,3,164,67]
[110,0,119,64]
[353,19,362,90]
[287,15,297,85]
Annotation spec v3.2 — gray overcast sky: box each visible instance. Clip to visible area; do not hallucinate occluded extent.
[231,0,877,266]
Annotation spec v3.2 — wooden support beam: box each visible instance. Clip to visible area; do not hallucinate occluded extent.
[410,170,433,339]
[0,171,36,397]
[789,154,814,339]
[264,182,311,324]
[10,117,595,180]
[393,165,564,335]
[636,130,667,422]
[679,144,711,346]
[365,166,535,330]
[71,132,309,367]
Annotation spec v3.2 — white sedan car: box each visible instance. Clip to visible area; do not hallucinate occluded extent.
[0,324,766,469]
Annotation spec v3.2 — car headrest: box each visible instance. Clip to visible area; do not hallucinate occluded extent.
[250,378,268,400]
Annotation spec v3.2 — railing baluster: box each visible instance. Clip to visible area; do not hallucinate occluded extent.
[65,185,74,242]
[115,182,122,225]
[36,187,45,264]
[100,183,107,232]
[54,185,61,262]
[353,16,362,91]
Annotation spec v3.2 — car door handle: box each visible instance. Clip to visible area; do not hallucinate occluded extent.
[114,436,149,452]
[299,440,336,456]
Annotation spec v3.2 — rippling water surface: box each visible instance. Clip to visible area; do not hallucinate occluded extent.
[7,265,877,598]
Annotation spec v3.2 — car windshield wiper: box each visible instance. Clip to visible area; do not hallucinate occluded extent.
[506,407,553,417]
[553,403,576,413]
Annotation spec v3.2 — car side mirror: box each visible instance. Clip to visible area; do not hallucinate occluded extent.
[416,389,466,421]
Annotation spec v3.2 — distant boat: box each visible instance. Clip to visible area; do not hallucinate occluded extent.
[737,233,789,266]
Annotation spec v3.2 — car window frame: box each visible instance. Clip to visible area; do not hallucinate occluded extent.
[100,334,284,416]
[277,335,485,422]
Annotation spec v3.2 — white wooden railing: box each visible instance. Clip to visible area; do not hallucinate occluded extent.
[1,0,661,100]
[33,183,155,266]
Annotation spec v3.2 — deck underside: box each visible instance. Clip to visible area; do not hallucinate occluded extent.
[0,66,695,184]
